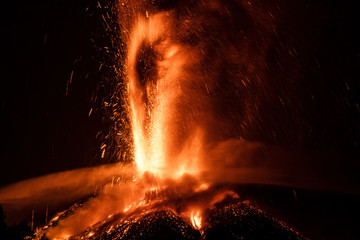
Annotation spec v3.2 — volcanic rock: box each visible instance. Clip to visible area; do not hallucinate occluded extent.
[69,200,304,240]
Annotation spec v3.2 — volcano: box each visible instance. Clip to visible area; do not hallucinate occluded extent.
[1,0,359,239]
[36,196,304,240]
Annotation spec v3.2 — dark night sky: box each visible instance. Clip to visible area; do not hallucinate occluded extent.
[1,0,360,189]
[0,0,109,186]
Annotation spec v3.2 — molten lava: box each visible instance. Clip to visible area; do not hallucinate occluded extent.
[190,210,202,230]
[127,13,205,179]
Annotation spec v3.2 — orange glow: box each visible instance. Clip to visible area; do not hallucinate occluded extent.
[210,190,240,206]
[127,14,204,179]
[194,183,209,192]
[53,234,70,240]
[190,210,202,230]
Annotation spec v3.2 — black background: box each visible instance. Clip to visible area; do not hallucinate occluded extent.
[0,0,110,186]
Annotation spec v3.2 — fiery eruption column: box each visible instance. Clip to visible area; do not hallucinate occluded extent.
[127,14,203,179]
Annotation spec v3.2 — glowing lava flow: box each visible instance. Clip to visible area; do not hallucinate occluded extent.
[190,210,202,230]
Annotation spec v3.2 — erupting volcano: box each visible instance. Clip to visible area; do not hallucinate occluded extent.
[37,1,307,238]
[1,0,359,239]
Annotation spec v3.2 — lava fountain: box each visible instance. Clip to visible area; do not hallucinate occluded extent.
[127,12,206,178]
